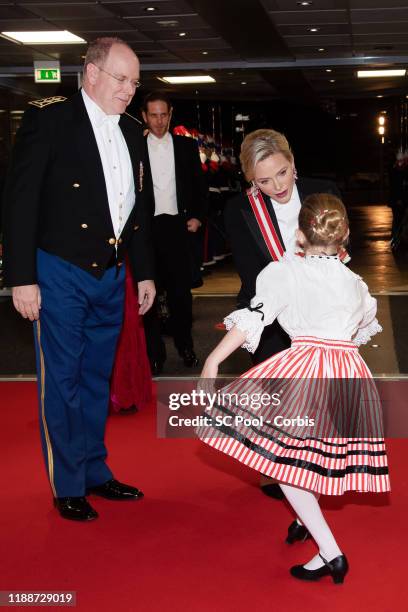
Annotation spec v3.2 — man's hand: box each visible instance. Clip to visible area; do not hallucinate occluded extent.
[12,284,41,321]
[137,279,156,315]
[186,218,201,233]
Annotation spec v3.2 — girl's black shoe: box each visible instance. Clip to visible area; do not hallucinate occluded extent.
[286,520,311,544]
[260,483,284,500]
[290,553,349,584]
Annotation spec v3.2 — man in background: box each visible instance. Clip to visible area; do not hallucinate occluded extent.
[142,92,207,374]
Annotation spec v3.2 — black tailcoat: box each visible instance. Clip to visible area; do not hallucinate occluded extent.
[2,92,154,287]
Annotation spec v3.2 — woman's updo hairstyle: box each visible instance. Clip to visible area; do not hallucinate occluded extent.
[299,193,349,248]
[240,129,293,182]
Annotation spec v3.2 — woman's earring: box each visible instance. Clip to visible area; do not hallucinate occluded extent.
[293,167,298,180]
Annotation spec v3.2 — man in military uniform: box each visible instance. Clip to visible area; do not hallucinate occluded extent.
[2,38,155,521]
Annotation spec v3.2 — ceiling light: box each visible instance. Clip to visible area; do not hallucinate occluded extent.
[144,6,157,11]
[1,30,85,44]
[377,94,384,98]
[318,47,325,52]
[241,81,247,85]
[202,51,208,55]
[157,20,178,26]
[178,32,186,37]
[330,79,335,83]
[357,69,406,78]
[326,68,332,72]
[297,1,313,5]
[309,27,319,33]
[158,75,215,84]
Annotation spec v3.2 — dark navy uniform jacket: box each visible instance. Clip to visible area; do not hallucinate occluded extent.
[2,91,154,287]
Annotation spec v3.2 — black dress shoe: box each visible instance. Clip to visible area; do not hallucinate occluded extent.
[179,348,199,367]
[260,483,284,500]
[150,360,164,376]
[54,497,98,521]
[290,553,349,584]
[286,520,311,544]
[87,478,144,501]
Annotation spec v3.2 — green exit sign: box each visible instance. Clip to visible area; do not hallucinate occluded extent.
[35,68,61,83]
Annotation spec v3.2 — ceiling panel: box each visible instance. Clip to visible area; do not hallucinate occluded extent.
[124,14,209,31]
[262,0,347,8]
[102,1,197,17]
[354,32,408,43]
[284,35,351,46]
[149,28,218,41]
[20,4,115,19]
[279,23,351,36]
[350,0,408,7]
[47,18,136,31]
[269,10,349,26]
[0,18,50,29]
[163,37,230,50]
[353,22,408,34]
[351,7,408,21]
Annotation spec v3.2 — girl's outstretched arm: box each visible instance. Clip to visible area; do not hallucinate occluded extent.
[200,326,247,380]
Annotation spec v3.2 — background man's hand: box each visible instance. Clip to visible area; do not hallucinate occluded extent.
[138,279,156,315]
[12,284,41,321]
[186,218,201,233]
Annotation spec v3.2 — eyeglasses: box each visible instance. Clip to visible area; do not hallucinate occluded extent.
[95,64,142,90]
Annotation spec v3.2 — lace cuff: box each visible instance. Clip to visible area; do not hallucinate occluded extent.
[353,318,382,346]
[224,308,265,353]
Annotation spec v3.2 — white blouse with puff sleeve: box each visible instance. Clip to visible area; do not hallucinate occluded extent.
[224,254,381,353]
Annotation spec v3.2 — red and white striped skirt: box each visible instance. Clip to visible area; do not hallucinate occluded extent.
[197,337,390,495]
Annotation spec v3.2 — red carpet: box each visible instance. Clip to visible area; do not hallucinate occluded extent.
[1,382,406,611]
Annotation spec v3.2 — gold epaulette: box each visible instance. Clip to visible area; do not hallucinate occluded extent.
[28,96,67,109]
[124,111,142,125]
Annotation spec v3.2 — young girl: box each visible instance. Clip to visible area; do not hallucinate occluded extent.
[197,193,390,584]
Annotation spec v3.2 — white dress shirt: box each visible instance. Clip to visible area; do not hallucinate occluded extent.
[147,131,178,216]
[82,89,135,238]
[270,184,302,257]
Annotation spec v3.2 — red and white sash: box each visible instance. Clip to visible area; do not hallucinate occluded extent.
[246,187,351,264]
[247,188,284,261]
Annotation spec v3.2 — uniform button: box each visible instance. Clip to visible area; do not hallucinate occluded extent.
[81,223,88,229]
[117,261,123,267]
[72,183,80,188]
[134,225,139,231]
[91,262,98,268]
[108,237,116,245]
[113,165,117,170]
[119,216,122,221]
[118,238,123,244]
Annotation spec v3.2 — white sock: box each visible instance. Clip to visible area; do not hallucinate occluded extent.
[280,483,342,569]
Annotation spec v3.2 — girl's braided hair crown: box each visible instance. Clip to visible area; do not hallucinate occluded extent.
[299,193,349,248]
